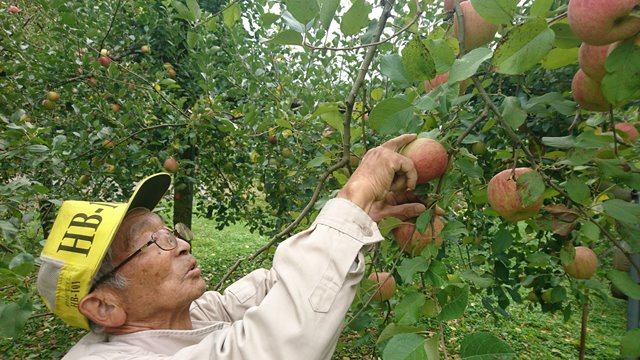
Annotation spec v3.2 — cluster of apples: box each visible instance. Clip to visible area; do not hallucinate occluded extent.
[393,138,449,257]
[569,0,640,111]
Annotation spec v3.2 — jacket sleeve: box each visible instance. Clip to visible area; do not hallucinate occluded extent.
[179,197,384,360]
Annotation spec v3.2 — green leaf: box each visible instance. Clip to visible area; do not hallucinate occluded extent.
[186,31,198,49]
[285,0,319,24]
[565,177,591,204]
[621,329,640,357]
[8,253,34,276]
[172,0,195,22]
[541,135,576,149]
[491,229,513,254]
[455,158,484,178]
[501,96,527,129]
[438,284,469,321]
[607,270,640,300]
[186,0,201,21]
[492,17,555,74]
[396,292,426,325]
[26,144,49,153]
[448,47,493,83]
[401,37,436,81]
[398,257,431,283]
[469,0,518,25]
[319,0,340,30]
[267,30,303,46]
[377,323,426,344]
[415,210,433,234]
[460,269,494,288]
[222,3,241,28]
[602,37,640,105]
[0,300,32,338]
[378,216,403,236]
[550,22,581,49]
[383,333,426,360]
[425,38,456,74]
[541,47,579,69]
[602,199,640,225]
[530,0,553,17]
[261,13,280,27]
[368,98,415,135]
[341,0,371,36]
[425,260,447,288]
[460,332,516,359]
[380,54,411,87]
[371,88,384,101]
[516,170,544,207]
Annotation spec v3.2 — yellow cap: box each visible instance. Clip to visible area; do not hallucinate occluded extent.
[36,173,171,329]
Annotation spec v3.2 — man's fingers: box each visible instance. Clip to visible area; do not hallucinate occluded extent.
[381,134,417,151]
[394,153,418,190]
[382,203,427,221]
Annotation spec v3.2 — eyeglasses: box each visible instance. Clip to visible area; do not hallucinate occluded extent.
[91,223,193,290]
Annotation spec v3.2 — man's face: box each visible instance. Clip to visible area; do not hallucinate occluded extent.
[112,211,206,320]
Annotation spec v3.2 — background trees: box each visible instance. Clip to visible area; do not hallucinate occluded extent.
[1,0,639,357]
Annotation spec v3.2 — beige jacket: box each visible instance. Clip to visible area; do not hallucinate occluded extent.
[63,198,383,359]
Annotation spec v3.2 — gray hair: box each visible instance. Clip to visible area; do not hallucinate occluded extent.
[88,248,128,334]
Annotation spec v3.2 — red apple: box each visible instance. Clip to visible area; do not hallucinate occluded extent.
[400,138,448,184]
[568,0,640,45]
[563,246,598,279]
[444,0,468,12]
[453,1,498,50]
[8,5,20,13]
[425,72,470,95]
[487,167,544,222]
[571,69,610,112]
[163,157,179,173]
[393,216,444,256]
[98,55,111,68]
[614,122,638,143]
[367,272,396,301]
[110,103,120,113]
[578,42,611,81]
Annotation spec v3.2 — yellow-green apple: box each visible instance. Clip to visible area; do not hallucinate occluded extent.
[163,157,179,173]
[110,103,120,113]
[563,246,598,279]
[77,174,90,185]
[393,216,444,256]
[614,122,638,143]
[471,141,487,155]
[453,1,498,50]
[400,138,448,184]
[578,42,611,81]
[367,272,396,301]
[41,99,56,110]
[140,45,151,54]
[571,69,610,112]
[487,167,544,221]
[102,139,114,149]
[444,0,468,12]
[47,91,60,102]
[568,0,640,45]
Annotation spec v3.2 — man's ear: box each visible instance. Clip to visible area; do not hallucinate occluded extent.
[79,289,126,328]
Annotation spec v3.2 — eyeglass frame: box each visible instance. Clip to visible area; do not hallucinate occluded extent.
[91,223,191,291]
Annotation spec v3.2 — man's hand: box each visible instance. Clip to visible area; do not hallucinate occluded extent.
[337,134,419,214]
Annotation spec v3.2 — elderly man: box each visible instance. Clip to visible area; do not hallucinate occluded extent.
[37,134,429,359]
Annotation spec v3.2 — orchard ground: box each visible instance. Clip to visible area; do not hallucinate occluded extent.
[0,216,628,359]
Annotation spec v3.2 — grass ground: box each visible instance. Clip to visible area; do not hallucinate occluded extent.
[0,216,629,359]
